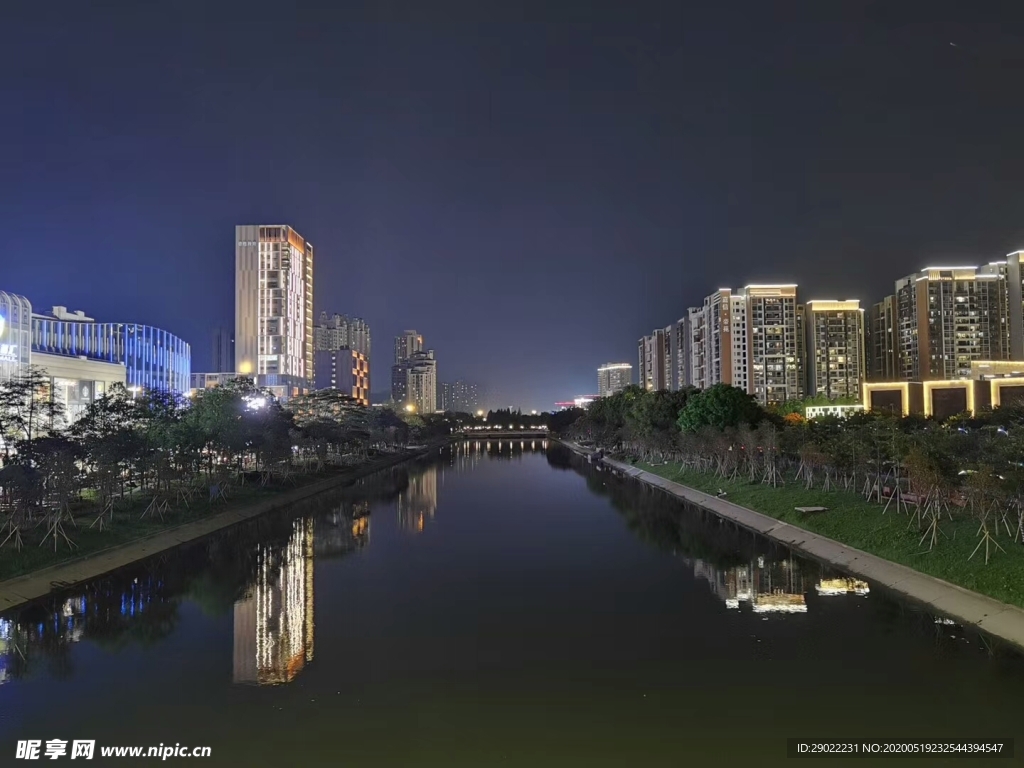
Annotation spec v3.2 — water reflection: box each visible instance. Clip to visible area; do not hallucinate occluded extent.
[315,503,371,558]
[0,467,408,688]
[816,577,871,596]
[232,517,315,686]
[551,442,1009,651]
[0,615,16,685]
[398,465,438,533]
[689,555,808,614]
[2,442,1017,705]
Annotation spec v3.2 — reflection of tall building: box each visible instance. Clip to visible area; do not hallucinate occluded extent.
[816,577,870,596]
[397,466,438,533]
[233,517,315,685]
[688,555,808,614]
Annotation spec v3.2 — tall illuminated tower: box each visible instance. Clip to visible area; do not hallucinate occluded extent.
[235,225,314,399]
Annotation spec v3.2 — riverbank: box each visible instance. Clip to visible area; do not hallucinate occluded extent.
[0,445,441,612]
[557,439,1024,653]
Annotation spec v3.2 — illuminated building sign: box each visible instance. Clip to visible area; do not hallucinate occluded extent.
[0,314,18,363]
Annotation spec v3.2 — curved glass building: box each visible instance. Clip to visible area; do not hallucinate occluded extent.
[32,307,191,394]
[0,291,32,384]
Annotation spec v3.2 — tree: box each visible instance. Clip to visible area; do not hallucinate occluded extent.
[0,367,66,460]
[677,384,764,433]
[72,384,147,523]
[549,407,585,434]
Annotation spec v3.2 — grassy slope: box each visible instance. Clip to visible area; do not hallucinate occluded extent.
[0,482,287,582]
[636,461,1024,610]
[0,449,423,582]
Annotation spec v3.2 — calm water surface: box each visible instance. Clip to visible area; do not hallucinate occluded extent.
[1,442,1022,766]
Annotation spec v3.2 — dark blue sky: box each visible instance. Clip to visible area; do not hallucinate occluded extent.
[5,2,1024,409]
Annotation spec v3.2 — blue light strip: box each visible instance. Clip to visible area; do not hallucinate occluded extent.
[31,317,191,393]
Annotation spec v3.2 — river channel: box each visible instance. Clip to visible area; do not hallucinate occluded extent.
[1,441,1021,766]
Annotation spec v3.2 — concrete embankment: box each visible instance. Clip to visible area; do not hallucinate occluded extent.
[559,439,1024,654]
[0,446,440,613]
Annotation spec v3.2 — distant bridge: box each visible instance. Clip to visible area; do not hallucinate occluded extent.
[457,430,549,439]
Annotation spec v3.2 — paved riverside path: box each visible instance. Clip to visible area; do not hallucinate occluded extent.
[561,441,1024,653]
[0,447,437,614]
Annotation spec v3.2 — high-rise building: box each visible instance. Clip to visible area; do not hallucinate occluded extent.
[438,380,480,412]
[803,300,865,400]
[235,225,314,400]
[895,265,1008,381]
[314,312,371,358]
[405,349,437,414]
[745,284,802,405]
[315,312,370,394]
[867,295,898,382]
[687,285,801,405]
[211,327,234,373]
[394,330,423,364]
[597,363,632,397]
[1006,251,1024,360]
[687,288,749,393]
[391,329,424,403]
[672,317,691,389]
[313,348,370,405]
[390,364,408,405]
[638,327,671,391]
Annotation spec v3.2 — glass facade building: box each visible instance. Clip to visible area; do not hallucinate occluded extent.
[0,291,32,384]
[32,309,191,394]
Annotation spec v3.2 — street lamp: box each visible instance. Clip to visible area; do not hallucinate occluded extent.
[405,403,416,413]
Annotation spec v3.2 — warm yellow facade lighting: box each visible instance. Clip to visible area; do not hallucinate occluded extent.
[922,380,974,418]
[862,381,910,417]
[990,377,1024,409]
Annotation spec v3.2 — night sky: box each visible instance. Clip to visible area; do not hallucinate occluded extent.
[5,2,1024,410]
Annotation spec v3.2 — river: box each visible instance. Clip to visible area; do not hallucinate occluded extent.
[1,441,1021,766]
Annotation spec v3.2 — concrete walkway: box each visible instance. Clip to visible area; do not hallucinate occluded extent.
[0,447,436,614]
[560,440,1024,653]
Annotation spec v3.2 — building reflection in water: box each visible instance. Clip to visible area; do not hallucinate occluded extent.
[232,517,315,686]
[690,554,808,614]
[397,465,438,533]
[0,616,12,685]
[816,577,870,596]
[315,502,370,557]
[0,584,160,686]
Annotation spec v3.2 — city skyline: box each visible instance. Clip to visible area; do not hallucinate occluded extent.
[8,6,1024,409]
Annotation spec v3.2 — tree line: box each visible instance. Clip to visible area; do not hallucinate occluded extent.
[0,370,452,554]
[562,383,1024,564]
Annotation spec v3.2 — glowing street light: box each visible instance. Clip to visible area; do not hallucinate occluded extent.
[405,403,416,413]
[476,410,484,417]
